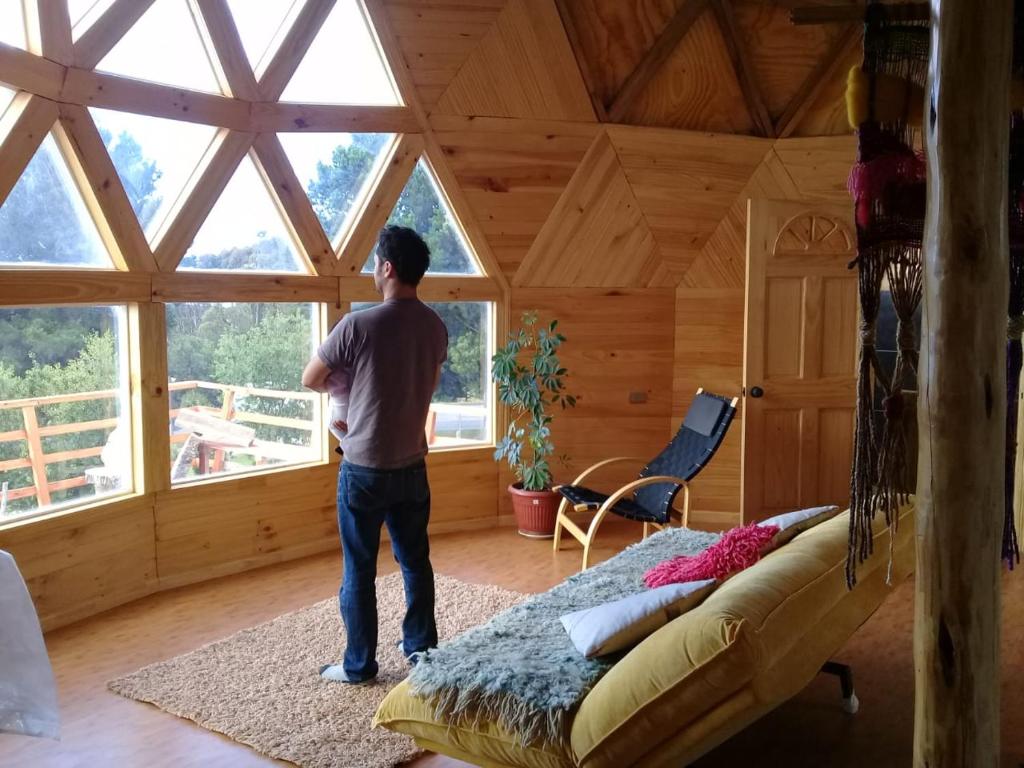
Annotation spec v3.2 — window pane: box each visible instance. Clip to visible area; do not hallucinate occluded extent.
[226,0,305,75]
[166,302,321,484]
[97,0,222,93]
[0,306,132,522]
[362,158,481,275]
[280,0,399,105]
[279,132,393,243]
[91,107,217,242]
[0,133,113,268]
[69,0,116,41]
[349,301,492,447]
[0,1,26,48]
[179,156,307,273]
[0,86,14,119]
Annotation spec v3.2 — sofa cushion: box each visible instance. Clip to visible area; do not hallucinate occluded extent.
[373,679,573,768]
[758,504,840,547]
[560,580,717,658]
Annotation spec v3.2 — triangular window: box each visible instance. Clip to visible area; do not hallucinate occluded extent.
[0,1,26,49]
[0,133,113,268]
[278,132,394,245]
[96,0,222,93]
[91,108,218,242]
[68,0,116,41]
[0,86,15,120]
[226,0,305,77]
[362,158,482,276]
[179,155,307,273]
[280,0,399,105]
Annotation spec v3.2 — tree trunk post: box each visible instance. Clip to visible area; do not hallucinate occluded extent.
[915,1,1011,765]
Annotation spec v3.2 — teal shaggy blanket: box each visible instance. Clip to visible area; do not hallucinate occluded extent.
[407,526,719,748]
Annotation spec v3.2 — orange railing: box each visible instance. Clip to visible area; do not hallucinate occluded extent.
[0,382,318,507]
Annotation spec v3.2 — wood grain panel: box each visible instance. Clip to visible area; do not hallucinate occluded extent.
[513,131,659,287]
[817,406,853,509]
[624,8,751,133]
[773,135,857,201]
[432,114,598,280]
[435,0,595,122]
[732,1,843,121]
[0,496,157,630]
[382,0,506,110]
[608,125,769,281]
[764,277,803,377]
[558,0,682,107]
[505,287,675,519]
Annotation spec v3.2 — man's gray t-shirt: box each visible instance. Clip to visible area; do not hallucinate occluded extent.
[318,298,447,469]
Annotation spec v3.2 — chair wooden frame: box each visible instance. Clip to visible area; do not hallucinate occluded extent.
[552,456,692,570]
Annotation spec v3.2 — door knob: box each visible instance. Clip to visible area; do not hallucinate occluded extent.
[749,386,764,398]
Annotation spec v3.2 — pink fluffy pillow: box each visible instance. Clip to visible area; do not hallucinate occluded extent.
[644,522,780,588]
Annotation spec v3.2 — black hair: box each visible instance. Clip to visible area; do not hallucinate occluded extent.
[375,225,430,286]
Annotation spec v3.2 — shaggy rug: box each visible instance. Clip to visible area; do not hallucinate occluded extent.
[409,526,719,748]
[108,573,524,768]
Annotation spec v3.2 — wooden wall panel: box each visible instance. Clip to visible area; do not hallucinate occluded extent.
[502,287,676,520]
[432,115,598,280]
[514,131,659,287]
[0,497,158,630]
[624,9,751,133]
[435,0,595,121]
[608,125,769,282]
[382,0,507,110]
[791,39,861,138]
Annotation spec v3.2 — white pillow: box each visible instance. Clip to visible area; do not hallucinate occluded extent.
[560,579,717,659]
[758,505,840,547]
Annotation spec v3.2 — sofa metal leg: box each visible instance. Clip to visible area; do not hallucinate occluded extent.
[821,661,859,714]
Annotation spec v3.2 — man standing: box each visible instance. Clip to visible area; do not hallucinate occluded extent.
[302,225,448,684]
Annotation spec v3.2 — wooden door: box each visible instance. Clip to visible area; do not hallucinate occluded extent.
[742,200,858,523]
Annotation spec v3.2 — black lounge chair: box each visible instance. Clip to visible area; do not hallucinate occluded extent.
[553,389,739,570]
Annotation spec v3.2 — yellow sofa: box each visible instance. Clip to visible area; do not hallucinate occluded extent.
[374,505,915,768]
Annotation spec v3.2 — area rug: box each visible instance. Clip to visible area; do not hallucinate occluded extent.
[108,573,524,768]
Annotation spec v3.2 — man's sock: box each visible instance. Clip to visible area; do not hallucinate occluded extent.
[319,663,373,684]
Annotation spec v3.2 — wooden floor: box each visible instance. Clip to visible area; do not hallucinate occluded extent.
[1,520,1023,768]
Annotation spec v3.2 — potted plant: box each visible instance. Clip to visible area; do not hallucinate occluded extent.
[491,311,578,537]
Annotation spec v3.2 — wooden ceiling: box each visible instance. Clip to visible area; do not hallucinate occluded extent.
[385,0,861,137]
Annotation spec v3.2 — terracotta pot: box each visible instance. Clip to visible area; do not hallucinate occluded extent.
[508,482,561,538]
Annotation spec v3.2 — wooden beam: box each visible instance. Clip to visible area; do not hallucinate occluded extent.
[606,0,710,124]
[249,132,336,275]
[129,303,170,494]
[0,270,151,306]
[336,133,422,275]
[551,0,609,122]
[0,42,65,99]
[773,23,861,139]
[151,272,338,303]
[914,0,1010,763]
[258,0,335,101]
[791,3,929,25]
[152,130,254,271]
[0,94,57,209]
[60,68,251,130]
[192,0,261,101]
[26,0,74,65]
[249,103,419,133]
[710,0,773,138]
[361,0,425,122]
[74,0,157,70]
[338,275,503,303]
[56,103,158,272]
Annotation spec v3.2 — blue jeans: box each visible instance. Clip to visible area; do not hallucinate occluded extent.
[337,459,437,681]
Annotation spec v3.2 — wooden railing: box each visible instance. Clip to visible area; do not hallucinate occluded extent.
[0,381,317,508]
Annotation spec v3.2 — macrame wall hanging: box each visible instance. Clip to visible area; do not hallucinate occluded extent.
[845,1,1024,584]
[845,1,929,587]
